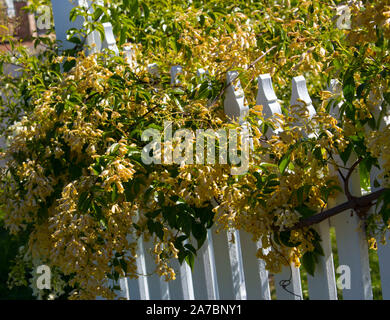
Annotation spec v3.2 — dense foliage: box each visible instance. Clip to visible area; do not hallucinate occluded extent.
[1,0,390,299]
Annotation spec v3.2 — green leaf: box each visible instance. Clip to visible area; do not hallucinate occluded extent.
[313,240,325,257]
[313,147,323,161]
[171,88,185,95]
[199,14,205,26]
[157,191,165,206]
[356,82,367,99]
[178,249,186,264]
[295,205,317,218]
[145,209,161,219]
[302,251,316,277]
[154,222,164,241]
[111,183,118,202]
[93,7,103,21]
[279,230,301,247]
[67,36,82,44]
[208,11,216,21]
[359,160,371,192]
[146,220,164,240]
[379,189,390,224]
[78,192,90,212]
[130,0,139,14]
[119,259,127,273]
[178,214,192,236]
[296,186,304,205]
[278,152,291,174]
[69,8,79,22]
[196,81,210,99]
[185,252,195,271]
[63,59,76,73]
[141,2,149,19]
[191,221,207,249]
[108,143,120,155]
[343,74,355,103]
[174,235,188,252]
[184,243,197,256]
[162,207,177,228]
[339,142,353,165]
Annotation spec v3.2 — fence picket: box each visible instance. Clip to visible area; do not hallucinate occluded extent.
[192,230,220,299]
[290,76,316,118]
[307,220,338,299]
[330,210,373,299]
[367,91,390,299]
[124,44,138,70]
[274,265,303,300]
[328,80,373,300]
[224,71,249,125]
[100,22,119,54]
[170,65,183,86]
[142,239,165,299]
[290,76,338,300]
[179,260,196,299]
[256,73,303,300]
[372,158,390,299]
[128,236,149,300]
[256,73,282,119]
[160,276,171,300]
[239,231,271,300]
[220,70,252,300]
[167,249,195,300]
[118,278,131,300]
[166,260,185,300]
[377,233,390,299]
[212,228,246,299]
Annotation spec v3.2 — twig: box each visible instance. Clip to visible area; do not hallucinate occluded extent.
[247,46,277,70]
[207,46,277,109]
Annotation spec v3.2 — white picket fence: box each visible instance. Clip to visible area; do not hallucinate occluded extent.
[48,0,390,300]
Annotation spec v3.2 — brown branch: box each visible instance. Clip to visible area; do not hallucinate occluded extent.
[247,46,277,70]
[288,188,386,230]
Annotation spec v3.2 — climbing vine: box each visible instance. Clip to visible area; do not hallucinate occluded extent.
[0,0,390,299]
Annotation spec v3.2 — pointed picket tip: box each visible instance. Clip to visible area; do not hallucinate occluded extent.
[224,71,249,124]
[170,65,183,86]
[256,73,282,119]
[147,63,160,77]
[226,70,239,85]
[101,22,119,55]
[226,71,245,99]
[290,75,316,117]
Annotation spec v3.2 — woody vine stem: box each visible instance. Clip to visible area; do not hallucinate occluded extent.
[289,157,387,231]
